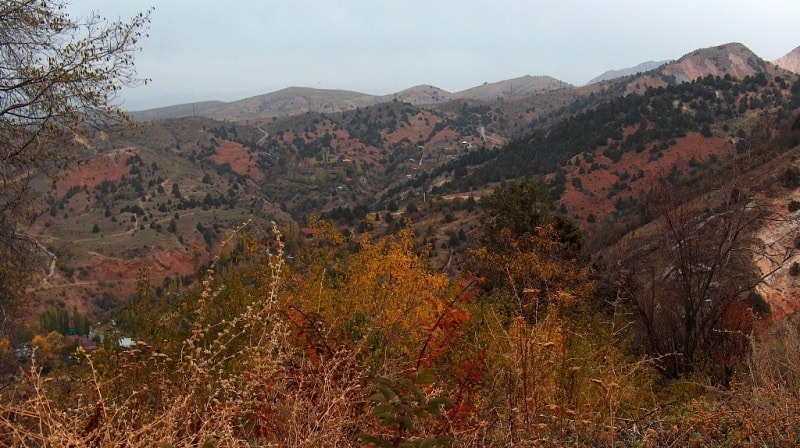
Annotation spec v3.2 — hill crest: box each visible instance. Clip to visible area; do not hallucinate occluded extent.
[774,45,800,74]
[130,76,574,122]
[452,75,572,101]
[130,41,795,123]
[587,60,668,85]
[660,42,777,83]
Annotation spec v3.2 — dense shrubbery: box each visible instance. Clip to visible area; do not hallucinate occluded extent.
[4,182,799,445]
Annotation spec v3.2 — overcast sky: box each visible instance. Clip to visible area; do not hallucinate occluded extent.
[67,1,800,111]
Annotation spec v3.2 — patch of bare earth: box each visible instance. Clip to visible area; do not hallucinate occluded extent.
[56,150,133,197]
[209,140,264,182]
[562,131,732,223]
[82,250,196,297]
[753,195,800,319]
[381,111,444,146]
[28,249,197,318]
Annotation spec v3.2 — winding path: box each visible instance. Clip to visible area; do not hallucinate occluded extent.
[35,238,57,278]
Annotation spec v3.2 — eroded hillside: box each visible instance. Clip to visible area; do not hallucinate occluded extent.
[23,47,800,325]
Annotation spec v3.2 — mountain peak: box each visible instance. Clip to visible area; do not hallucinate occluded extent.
[386,85,453,104]
[452,75,571,101]
[660,42,775,83]
[773,45,800,74]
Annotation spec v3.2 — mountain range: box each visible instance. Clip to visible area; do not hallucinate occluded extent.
[131,42,800,123]
[586,60,669,85]
[130,75,573,122]
[24,41,800,323]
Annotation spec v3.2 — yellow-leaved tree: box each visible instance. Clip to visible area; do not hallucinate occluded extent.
[285,221,452,370]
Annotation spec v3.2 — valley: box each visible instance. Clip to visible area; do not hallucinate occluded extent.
[8,2,800,444]
[21,43,800,325]
[5,32,800,446]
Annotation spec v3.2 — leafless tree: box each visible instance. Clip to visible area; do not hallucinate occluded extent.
[615,167,793,381]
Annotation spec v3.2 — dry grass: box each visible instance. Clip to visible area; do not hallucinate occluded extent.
[4,223,800,447]
[0,223,372,447]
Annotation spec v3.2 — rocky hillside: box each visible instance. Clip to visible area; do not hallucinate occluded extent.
[662,43,777,82]
[774,45,800,74]
[24,41,800,324]
[606,43,794,98]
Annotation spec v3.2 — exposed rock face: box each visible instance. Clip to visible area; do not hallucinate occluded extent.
[773,45,800,74]
[660,43,777,83]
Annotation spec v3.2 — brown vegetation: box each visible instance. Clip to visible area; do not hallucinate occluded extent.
[3,219,800,446]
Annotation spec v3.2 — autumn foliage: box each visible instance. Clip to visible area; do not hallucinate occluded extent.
[2,191,799,445]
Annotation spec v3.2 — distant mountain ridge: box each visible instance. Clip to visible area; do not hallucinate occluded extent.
[130,75,571,122]
[131,41,798,123]
[586,61,668,85]
[450,75,571,101]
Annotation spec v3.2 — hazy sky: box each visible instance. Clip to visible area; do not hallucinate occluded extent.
[67,1,800,111]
